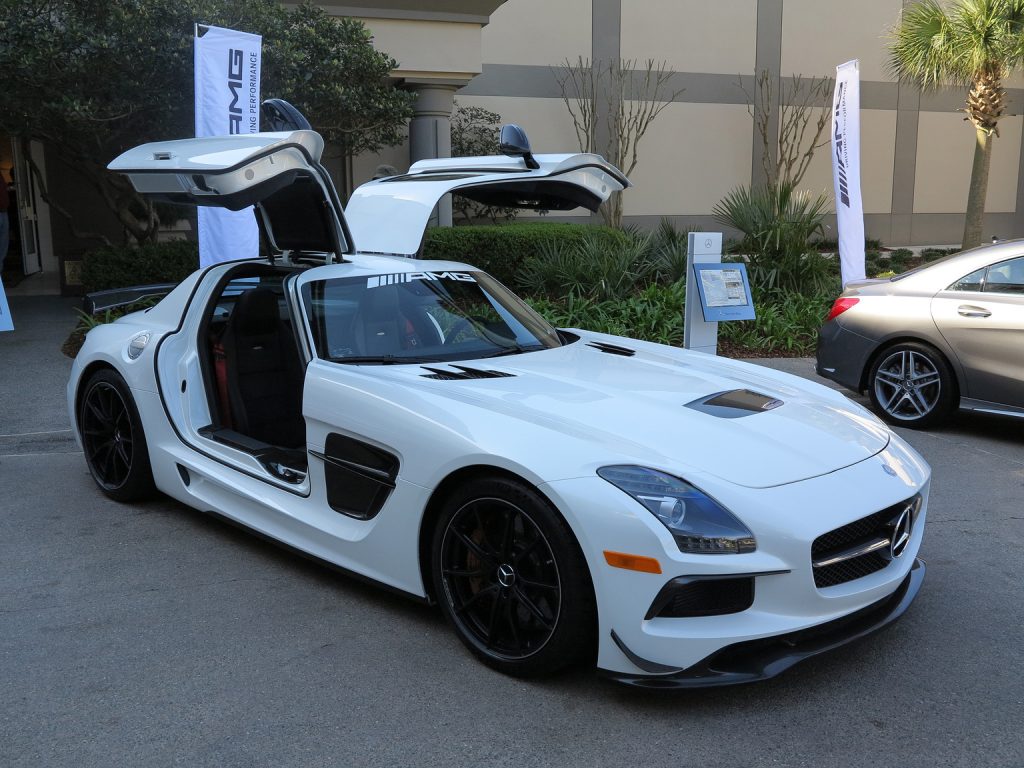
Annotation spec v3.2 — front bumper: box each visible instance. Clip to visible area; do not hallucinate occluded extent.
[602,558,925,688]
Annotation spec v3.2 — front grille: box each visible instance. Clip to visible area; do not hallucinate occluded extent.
[646,576,754,619]
[811,496,920,588]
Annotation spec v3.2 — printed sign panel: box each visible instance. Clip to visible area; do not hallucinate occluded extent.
[832,59,866,286]
[691,262,755,322]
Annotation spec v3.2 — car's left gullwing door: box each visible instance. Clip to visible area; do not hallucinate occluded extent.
[108,131,352,257]
[344,152,629,256]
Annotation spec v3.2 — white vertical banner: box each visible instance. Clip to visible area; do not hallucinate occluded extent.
[194,24,262,267]
[832,59,866,286]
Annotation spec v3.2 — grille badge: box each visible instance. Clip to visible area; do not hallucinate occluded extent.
[890,505,914,559]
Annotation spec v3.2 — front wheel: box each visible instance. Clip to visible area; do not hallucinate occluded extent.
[78,369,156,501]
[867,342,956,428]
[431,476,596,678]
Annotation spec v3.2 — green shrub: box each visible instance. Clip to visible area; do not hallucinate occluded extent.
[713,183,833,294]
[720,290,833,355]
[517,229,655,300]
[527,282,687,346]
[422,222,629,286]
[81,239,199,292]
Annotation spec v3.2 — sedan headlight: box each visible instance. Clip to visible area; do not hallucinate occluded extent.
[597,465,756,554]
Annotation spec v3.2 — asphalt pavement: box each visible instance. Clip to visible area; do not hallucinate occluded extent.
[1,297,1022,768]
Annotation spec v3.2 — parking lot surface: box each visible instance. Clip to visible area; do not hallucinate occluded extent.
[2,298,1022,768]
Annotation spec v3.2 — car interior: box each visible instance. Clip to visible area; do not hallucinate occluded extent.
[196,264,310,484]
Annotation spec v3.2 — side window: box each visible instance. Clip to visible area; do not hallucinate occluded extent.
[948,267,985,292]
[983,256,1024,294]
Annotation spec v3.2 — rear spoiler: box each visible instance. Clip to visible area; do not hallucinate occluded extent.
[83,284,177,315]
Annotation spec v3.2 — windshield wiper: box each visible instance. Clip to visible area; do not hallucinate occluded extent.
[478,343,547,359]
[329,355,444,365]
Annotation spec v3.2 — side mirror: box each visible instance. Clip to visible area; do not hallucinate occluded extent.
[499,124,540,169]
[261,99,312,132]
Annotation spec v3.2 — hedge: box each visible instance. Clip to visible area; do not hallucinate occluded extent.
[422,222,630,286]
[81,240,199,293]
[79,222,628,292]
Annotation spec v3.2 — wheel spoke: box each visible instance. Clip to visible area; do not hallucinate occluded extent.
[518,575,559,591]
[875,369,902,385]
[442,566,488,579]
[513,586,554,630]
[484,589,503,648]
[499,507,516,559]
[451,527,497,565]
[454,583,498,616]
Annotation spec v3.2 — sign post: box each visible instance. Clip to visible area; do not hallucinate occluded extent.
[684,232,723,354]
[684,232,755,354]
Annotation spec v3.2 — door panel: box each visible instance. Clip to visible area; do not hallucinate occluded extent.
[932,281,1024,407]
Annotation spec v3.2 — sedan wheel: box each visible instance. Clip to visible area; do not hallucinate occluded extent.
[432,477,595,677]
[868,343,955,428]
[79,369,155,501]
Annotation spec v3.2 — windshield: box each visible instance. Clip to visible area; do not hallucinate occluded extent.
[302,269,563,363]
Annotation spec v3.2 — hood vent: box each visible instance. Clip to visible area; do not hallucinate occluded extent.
[421,365,516,381]
[685,389,785,419]
[587,341,636,357]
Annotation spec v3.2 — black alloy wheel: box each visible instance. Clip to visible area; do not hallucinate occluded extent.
[432,476,596,677]
[868,341,956,429]
[79,369,155,501]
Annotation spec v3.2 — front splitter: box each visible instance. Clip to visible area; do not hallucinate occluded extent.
[602,558,925,689]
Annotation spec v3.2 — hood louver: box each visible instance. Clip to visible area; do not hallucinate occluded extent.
[587,341,636,357]
[421,365,516,381]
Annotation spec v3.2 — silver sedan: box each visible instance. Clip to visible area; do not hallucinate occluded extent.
[817,241,1024,427]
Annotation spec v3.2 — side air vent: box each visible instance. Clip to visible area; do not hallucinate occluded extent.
[421,365,516,381]
[587,341,636,357]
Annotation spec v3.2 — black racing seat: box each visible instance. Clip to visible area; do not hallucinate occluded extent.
[220,287,305,448]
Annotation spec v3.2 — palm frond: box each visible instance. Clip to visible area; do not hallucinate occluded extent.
[888,0,967,87]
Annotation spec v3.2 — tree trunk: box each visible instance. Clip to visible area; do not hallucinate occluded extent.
[962,126,993,250]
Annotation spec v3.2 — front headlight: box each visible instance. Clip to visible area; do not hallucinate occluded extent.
[597,465,756,554]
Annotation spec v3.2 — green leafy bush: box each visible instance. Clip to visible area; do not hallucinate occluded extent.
[81,240,199,292]
[422,222,630,286]
[713,183,833,294]
[720,290,833,355]
[527,282,687,346]
[517,230,655,300]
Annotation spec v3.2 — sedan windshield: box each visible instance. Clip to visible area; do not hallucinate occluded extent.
[302,269,563,363]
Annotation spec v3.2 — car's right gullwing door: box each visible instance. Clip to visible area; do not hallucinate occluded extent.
[345,152,630,257]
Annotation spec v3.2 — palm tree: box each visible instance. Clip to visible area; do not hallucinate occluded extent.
[889,0,1024,249]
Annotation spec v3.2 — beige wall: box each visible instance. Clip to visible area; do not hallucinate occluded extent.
[623,103,753,216]
[914,112,1022,213]
[797,109,897,215]
[482,0,591,66]
[620,0,757,75]
[361,18,482,79]
[781,0,901,81]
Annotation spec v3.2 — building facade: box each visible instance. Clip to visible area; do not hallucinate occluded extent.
[6,0,1024,295]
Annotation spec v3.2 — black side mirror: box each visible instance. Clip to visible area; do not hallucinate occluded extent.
[261,99,312,132]
[499,124,540,169]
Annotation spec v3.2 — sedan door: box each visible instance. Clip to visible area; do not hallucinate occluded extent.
[930,255,1024,408]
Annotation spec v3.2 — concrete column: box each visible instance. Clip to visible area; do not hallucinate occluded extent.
[408,83,458,227]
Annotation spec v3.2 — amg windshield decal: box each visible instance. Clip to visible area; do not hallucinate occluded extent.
[367,271,476,288]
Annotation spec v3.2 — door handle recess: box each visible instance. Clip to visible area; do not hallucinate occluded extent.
[958,305,991,318]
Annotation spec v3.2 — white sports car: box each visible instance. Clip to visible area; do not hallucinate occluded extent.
[69,124,929,687]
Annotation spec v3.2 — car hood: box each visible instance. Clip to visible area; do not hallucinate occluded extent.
[369,334,890,489]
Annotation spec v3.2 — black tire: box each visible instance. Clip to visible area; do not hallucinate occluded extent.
[867,341,956,429]
[431,476,596,678]
[78,369,156,502]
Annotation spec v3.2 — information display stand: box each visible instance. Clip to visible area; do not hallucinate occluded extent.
[683,232,754,354]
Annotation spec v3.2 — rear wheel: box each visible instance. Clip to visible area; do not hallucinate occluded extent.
[868,342,956,428]
[79,369,155,501]
[431,476,596,678]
